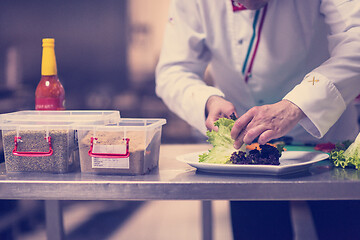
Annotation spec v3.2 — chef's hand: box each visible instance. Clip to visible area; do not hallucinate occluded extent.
[205,95,237,131]
[231,100,305,149]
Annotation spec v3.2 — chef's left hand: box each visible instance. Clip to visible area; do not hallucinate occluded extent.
[231,100,305,149]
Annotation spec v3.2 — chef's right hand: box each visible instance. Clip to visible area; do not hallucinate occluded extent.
[205,95,237,131]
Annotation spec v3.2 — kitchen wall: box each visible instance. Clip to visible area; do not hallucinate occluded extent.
[0,0,204,143]
[0,0,128,108]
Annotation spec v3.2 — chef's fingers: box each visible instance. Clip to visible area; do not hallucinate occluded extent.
[222,105,237,119]
[233,121,256,149]
[243,125,268,145]
[206,110,238,131]
[233,129,246,149]
[226,111,238,120]
[258,130,277,144]
[231,111,254,140]
[205,96,237,131]
[205,114,219,131]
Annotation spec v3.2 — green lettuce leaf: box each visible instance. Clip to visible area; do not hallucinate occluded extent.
[199,118,242,164]
[330,132,360,169]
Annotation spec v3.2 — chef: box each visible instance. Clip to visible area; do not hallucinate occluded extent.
[156,0,360,239]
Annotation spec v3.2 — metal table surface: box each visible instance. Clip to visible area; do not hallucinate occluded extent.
[1,144,360,240]
[0,144,360,201]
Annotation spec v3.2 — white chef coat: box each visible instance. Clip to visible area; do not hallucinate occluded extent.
[156,0,360,143]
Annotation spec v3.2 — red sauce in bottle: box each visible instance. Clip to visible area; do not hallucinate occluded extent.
[35,38,65,110]
[35,75,65,110]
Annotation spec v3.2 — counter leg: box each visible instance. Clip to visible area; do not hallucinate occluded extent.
[290,201,317,240]
[45,200,64,240]
[201,200,213,240]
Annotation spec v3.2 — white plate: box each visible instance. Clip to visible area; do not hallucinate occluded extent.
[176,151,329,175]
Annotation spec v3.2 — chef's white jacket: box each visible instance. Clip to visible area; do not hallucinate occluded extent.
[156,0,360,143]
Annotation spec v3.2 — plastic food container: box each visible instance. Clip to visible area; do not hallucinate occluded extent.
[77,118,166,175]
[0,110,120,173]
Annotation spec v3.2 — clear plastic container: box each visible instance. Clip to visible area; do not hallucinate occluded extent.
[0,110,120,173]
[77,118,166,175]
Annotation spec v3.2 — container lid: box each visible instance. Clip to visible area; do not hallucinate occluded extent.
[0,110,121,130]
[75,118,166,131]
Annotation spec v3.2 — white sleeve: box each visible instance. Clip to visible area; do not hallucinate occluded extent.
[284,0,360,138]
[155,0,225,135]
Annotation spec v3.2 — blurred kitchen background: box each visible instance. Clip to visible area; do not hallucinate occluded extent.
[0,1,226,240]
[0,0,205,144]
[0,0,360,239]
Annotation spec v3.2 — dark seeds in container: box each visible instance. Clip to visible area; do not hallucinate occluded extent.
[2,129,77,173]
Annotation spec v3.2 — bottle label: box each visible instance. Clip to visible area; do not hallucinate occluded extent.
[35,97,65,110]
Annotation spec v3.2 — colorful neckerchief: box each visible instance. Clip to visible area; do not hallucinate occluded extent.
[231,0,247,12]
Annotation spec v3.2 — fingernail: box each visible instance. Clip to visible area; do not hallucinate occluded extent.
[233,142,240,149]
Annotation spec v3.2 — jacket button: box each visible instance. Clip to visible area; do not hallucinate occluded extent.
[238,39,243,44]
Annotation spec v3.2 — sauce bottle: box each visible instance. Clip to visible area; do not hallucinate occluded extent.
[35,38,65,110]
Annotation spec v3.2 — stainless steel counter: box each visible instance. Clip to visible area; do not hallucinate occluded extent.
[1,144,359,240]
[0,144,359,201]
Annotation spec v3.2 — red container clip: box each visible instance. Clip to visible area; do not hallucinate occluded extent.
[88,137,130,158]
[12,136,53,157]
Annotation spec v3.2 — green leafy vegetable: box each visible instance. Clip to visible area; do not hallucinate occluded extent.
[334,140,353,152]
[330,133,360,169]
[199,116,284,165]
[199,118,242,164]
[276,143,286,156]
